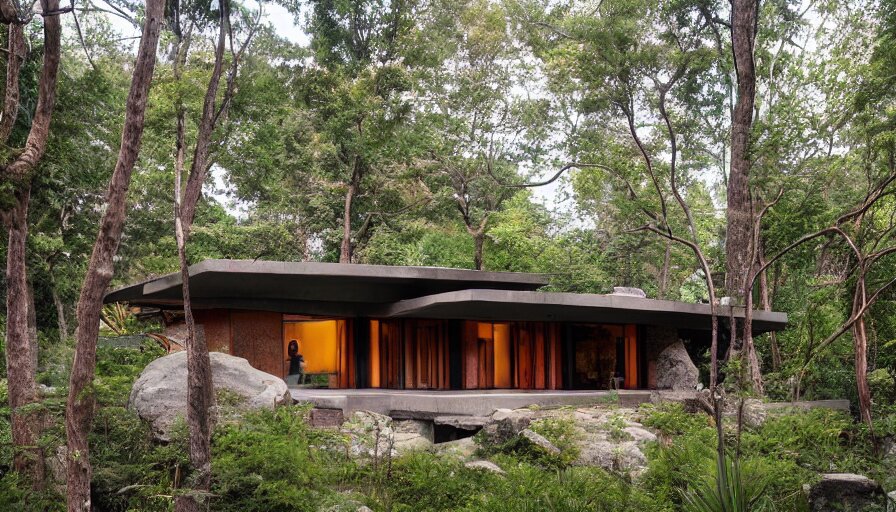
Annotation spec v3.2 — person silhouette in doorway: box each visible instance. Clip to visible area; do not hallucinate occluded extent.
[286,339,306,386]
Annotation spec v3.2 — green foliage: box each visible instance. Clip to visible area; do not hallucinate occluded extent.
[681,452,770,512]
[461,464,670,512]
[641,403,709,436]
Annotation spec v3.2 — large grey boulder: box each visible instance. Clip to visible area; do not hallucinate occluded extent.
[807,474,886,512]
[129,351,291,440]
[655,341,699,390]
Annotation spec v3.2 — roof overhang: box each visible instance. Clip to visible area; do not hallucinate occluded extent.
[106,259,787,333]
[105,259,548,309]
[380,289,788,334]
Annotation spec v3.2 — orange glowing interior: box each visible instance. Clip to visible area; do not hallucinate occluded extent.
[625,324,638,389]
[369,320,381,388]
[493,323,511,388]
[283,320,340,374]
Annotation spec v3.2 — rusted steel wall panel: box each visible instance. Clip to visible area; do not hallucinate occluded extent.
[231,310,282,377]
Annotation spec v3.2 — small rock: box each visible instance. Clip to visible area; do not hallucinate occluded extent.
[342,411,395,458]
[623,426,657,444]
[435,437,477,459]
[576,434,647,473]
[465,460,506,474]
[612,287,647,298]
[520,429,561,454]
[807,473,886,512]
[357,506,374,512]
[310,408,344,428]
[480,408,532,444]
[888,490,896,512]
[724,398,767,429]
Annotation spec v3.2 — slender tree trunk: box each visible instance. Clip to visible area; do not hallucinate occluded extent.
[658,240,671,299]
[2,0,62,486]
[473,232,484,270]
[725,0,759,305]
[0,23,24,143]
[852,276,873,429]
[759,254,782,370]
[340,163,361,264]
[4,186,44,487]
[172,3,240,507]
[51,277,69,342]
[65,2,164,508]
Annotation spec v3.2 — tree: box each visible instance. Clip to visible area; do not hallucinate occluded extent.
[65,0,164,508]
[1,0,63,487]
[167,0,256,507]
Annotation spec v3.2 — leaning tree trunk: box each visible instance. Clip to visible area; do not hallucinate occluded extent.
[65,1,164,509]
[4,186,44,486]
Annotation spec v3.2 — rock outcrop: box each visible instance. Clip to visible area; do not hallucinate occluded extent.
[129,351,291,440]
[655,341,699,390]
[806,473,886,512]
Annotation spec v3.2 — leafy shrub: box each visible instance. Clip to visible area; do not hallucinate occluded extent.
[210,406,356,512]
[641,402,708,436]
[529,415,581,463]
[461,464,671,512]
[384,452,493,511]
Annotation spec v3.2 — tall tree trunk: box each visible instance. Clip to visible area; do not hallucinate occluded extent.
[340,163,361,264]
[4,186,44,486]
[65,2,164,508]
[725,0,759,306]
[2,0,62,487]
[173,2,240,507]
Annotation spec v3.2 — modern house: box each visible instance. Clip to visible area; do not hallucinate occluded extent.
[106,259,787,392]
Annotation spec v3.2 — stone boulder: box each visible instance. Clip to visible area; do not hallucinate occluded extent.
[129,351,291,440]
[520,428,561,454]
[655,341,699,390]
[342,411,395,458]
[576,433,647,473]
[807,473,886,512]
[465,460,505,474]
[393,419,434,453]
[480,408,533,445]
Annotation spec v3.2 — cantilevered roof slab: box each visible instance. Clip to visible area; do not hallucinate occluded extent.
[381,289,788,334]
[105,259,548,311]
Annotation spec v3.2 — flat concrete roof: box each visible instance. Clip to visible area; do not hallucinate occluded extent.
[381,289,787,333]
[106,259,787,332]
[105,259,548,308]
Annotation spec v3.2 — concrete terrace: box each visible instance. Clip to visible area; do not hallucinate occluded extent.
[289,388,654,417]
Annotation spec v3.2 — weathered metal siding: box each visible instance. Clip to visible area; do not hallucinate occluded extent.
[193,309,232,353]
[230,310,283,377]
